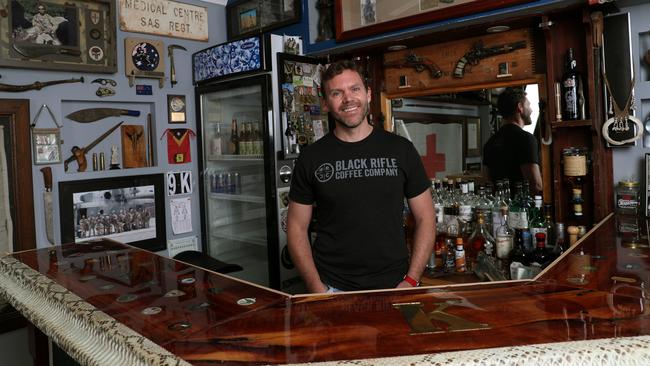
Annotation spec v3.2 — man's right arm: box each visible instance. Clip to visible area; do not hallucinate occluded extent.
[287,200,327,293]
[520,163,542,194]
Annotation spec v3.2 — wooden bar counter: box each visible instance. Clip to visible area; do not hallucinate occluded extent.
[2,213,650,365]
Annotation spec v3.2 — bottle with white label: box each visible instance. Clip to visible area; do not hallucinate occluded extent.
[210,124,222,156]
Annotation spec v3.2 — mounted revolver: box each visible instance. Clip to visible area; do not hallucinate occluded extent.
[64,121,124,172]
[384,53,443,79]
[453,40,527,78]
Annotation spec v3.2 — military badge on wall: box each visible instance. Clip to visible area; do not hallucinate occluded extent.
[124,37,165,87]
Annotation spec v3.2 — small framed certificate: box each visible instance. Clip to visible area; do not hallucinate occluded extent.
[167,95,187,124]
[32,128,62,165]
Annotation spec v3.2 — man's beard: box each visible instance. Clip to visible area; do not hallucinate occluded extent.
[523,111,533,126]
[331,100,370,129]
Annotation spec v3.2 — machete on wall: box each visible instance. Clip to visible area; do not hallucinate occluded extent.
[125,37,165,88]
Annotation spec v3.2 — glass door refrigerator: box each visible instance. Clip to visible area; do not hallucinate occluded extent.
[193,35,327,292]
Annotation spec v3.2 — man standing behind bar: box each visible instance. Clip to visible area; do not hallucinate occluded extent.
[483,87,543,193]
[287,60,434,293]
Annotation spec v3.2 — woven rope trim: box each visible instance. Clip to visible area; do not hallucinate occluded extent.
[0,256,191,366]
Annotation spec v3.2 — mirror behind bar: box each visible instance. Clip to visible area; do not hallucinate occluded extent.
[390,84,540,181]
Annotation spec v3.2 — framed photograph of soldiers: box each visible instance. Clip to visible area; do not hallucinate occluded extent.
[335,0,531,41]
[58,174,166,252]
[226,0,301,40]
[0,0,116,72]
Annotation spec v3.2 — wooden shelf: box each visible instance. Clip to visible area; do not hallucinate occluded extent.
[551,119,592,129]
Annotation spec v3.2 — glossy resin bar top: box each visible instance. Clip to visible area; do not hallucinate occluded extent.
[2,213,650,365]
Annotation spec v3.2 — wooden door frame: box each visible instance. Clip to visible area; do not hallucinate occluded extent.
[0,99,36,252]
[0,99,36,337]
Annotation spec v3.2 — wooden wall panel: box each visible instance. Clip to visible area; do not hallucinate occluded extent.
[383,28,535,96]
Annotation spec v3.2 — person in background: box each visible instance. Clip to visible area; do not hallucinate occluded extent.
[287,59,435,293]
[483,87,543,194]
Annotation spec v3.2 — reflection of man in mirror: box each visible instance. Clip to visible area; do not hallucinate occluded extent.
[31,4,67,45]
[315,0,334,42]
[483,87,542,194]
[362,0,376,25]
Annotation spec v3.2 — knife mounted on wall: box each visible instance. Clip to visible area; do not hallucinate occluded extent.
[66,108,140,123]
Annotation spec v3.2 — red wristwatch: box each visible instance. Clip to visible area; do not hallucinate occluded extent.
[403,275,419,287]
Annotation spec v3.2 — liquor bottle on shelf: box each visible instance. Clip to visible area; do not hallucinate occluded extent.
[508,182,529,233]
[210,124,222,156]
[491,181,507,236]
[495,206,514,262]
[432,181,447,272]
[454,237,466,273]
[433,225,447,271]
[458,182,474,236]
[432,179,445,225]
[532,232,549,268]
[467,212,495,270]
[246,123,254,155]
[502,179,512,202]
[552,223,568,257]
[252,123,263,155]
[247,123,254,155]
[542,204,556,251]
[522,181,535,210]
[570,176,584,219]
[229,119,239,155]
[511,182,533,252]
[512,229,530,266]
[445,238,455,273]
[529,196,546,238]
[239,122,249,155]
[562,48,579,121]
[475,185,492,232]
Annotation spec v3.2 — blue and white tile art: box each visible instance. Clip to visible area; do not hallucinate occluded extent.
[193,36,262,83]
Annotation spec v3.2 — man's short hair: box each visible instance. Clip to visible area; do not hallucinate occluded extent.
[497,87,526,119]
[321,59,367,93]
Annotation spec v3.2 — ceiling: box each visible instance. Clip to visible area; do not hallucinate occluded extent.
[200,0,227,5]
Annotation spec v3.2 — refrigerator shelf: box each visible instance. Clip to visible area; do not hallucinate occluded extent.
[212,208,266,227]
[210,193,265,203]
[210,224,267,246]
[207,154,264,161]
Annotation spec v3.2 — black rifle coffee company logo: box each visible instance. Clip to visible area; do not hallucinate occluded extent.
[315,163,334,182]
[315,158,399,183]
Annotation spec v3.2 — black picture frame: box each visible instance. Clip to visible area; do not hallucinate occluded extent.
[1,0,117,73]
[226,0,301,40]
[167,95,187,124]
[59,174,166,252]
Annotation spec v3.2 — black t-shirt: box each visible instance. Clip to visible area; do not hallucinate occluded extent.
[482,123,539,184]
[289,127,430,291]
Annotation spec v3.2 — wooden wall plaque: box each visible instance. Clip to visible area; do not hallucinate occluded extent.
[383,28,535,96]
[121,125,146,168]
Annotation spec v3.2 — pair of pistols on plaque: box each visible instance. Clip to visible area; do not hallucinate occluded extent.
[383,40,527,79]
